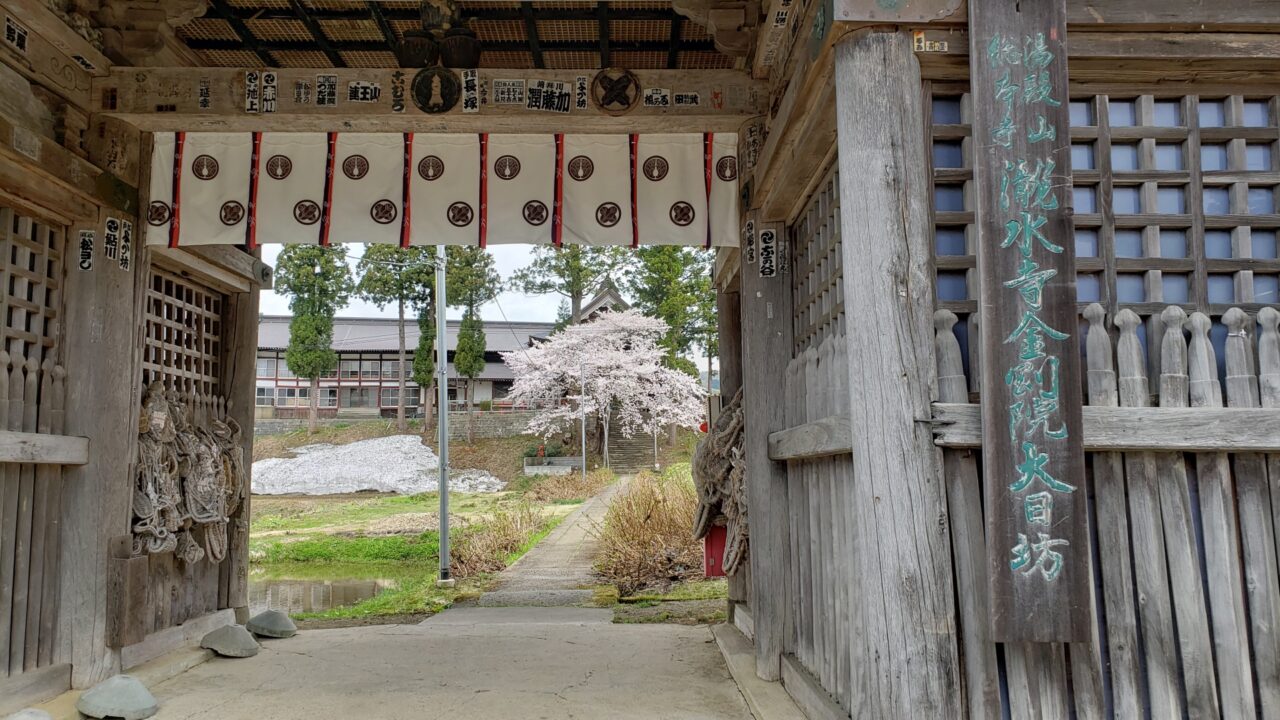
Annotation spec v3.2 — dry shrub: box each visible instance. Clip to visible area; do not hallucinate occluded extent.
[594,464,702,596]
[527,467,614,503]
[451,503,550,576]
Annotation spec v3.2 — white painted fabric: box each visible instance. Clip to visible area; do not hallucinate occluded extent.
[178,132,252,247]
[485,134,555,245]
[561,135,633,247]
[148,132,738,247]
[256,133,328,244]
[636,134,707,247]
[408,133,480,246]
[328,133,404,245]
[144,132,175,246]
[709,133,739,248]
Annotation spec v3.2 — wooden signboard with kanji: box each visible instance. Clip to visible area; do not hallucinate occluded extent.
[969,0,1088,642]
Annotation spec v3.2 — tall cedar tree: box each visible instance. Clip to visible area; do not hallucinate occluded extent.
[626,247,717,382]
[355,245,435,431]
[274,246,354,433]
[508,245,632,322]
[446,247,499,440]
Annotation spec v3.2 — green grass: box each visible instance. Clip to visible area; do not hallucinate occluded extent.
[251,492,508,535]
[252,532,441,563]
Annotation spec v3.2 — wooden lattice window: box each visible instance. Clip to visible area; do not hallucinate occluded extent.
[142,267,224,396]
[790,166,845,354]
[0,207,63,364]
[927,88,1280,384]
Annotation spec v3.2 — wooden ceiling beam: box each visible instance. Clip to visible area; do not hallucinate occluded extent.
[667,14,683,69]
[597,2,611,67]
[184,38,716,53]
[95,67,765,133]
[208,0,277,66]
[288,0,346,67]
[366,1,401,58]
[521,3,546,69]
[217,6,674,22]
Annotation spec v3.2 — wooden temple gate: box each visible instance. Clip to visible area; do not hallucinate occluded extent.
[1,0,1280,717]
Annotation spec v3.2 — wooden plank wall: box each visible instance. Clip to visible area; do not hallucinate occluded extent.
[933,301,1280,718]
[0,205,72,691]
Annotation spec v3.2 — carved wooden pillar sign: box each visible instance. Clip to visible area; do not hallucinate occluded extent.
[969,0,1087,642]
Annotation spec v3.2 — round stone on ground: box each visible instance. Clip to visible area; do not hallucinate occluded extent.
[75,674,158,720]
[201,624,261,657]
[247,609,297,638]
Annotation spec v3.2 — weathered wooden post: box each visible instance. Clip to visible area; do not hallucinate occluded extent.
[833,29,960,715]
[59,210,141,686]
[739,216,792,680]
[969,0,1088,642]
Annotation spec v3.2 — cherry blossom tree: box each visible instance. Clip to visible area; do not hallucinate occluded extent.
[502,309,706,466]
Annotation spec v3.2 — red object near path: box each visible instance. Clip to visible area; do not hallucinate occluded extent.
[703,525,727,577]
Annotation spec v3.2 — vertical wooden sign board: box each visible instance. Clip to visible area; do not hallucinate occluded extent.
[969,0,1087,642]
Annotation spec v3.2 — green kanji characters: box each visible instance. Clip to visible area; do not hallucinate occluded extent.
[1010,532,1069,581]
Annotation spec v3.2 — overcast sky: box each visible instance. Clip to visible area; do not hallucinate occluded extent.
[258,244,563,323]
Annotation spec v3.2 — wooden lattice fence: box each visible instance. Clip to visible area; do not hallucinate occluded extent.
[933,302,1280,718]
[0,206,70,679]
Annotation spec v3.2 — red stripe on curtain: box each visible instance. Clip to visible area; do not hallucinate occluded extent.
[401,132,413,248]
[703,132,713,250]
[478,133,489,248]
[552,133,565,249]
[168,131,186,248]
[246,131,262,250]
[320,132,338,246]
[629,133,639,248]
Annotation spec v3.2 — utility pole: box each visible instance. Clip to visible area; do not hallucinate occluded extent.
[580,354,587,485]
[436,244,454,587]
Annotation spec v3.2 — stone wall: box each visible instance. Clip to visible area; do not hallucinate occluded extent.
[446,410,538,441]
[253,410,539,441]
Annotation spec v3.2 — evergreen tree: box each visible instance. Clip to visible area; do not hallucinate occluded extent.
[446,247,499,440]
[354,245,435,431]
[454,310,486,440]
[274,245,353,433]
[508,245,631,322]
[625,247,716,379]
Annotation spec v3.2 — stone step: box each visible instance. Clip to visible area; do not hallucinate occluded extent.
[476,589,595,607]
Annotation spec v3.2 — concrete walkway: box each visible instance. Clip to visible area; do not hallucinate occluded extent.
[478,474,631,607]
[146,608,751,719]
[138,478,752,719]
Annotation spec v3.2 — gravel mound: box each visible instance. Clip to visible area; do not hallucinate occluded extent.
[252,435,504,495]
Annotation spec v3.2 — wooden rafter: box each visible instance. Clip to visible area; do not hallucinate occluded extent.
[667,14,683,69]
[366,1,400,56]
[184,38,713,53]
[207,0,276,66]
[521,3,546,69]
[288,0,346,68]
[597,1,611,67]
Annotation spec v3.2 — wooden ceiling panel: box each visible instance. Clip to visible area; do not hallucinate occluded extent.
[611,19,670,41]
[175,1,726,70]
[178,18,238,42]
[480,50,536,68]
[341,50,399,68]
[544,50,599,69]
[319,19,384,43]
[244,18,312,42]
[536,19,596,42]
[611,50,666,69]
[272,49,333,67]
